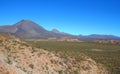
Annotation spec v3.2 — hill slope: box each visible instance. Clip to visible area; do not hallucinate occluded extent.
[0,39,108,74]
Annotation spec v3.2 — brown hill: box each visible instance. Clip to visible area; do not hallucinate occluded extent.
[0,20,70,39]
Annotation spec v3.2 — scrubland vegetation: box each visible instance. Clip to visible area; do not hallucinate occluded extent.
[27,41,120,74]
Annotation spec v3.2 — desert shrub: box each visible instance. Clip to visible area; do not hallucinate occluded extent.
[29,64,34,69]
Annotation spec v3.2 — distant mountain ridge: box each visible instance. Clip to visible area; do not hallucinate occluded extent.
[78,34,120,40]
[0,20,120,40]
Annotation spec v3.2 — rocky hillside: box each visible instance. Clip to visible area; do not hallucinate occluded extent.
[0,39,108,74]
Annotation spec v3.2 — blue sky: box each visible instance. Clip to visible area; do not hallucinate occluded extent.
[0,0,120,36]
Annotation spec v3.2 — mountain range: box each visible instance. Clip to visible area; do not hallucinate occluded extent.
[0,20,120,40]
